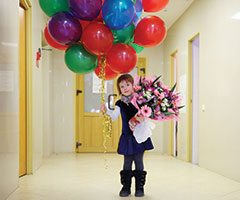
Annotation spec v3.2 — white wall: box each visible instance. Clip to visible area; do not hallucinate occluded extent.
[52,50,75,153]
[42,49,54,157]
[162,0,240,181]
[0,1,54,198]
[0,1,19,199]
[31,0,50,171]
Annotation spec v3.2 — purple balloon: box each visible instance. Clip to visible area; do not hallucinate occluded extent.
[69,0,102,21]
[133,0,142,26]
[135,0,142,13]
[48,12,82,45]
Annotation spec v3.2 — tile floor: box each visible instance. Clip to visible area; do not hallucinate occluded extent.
[7,153,240,200]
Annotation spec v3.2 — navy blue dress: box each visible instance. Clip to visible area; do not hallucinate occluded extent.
[116,100,154,155]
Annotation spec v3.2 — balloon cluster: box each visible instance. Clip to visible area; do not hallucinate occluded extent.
[40,0,168,79]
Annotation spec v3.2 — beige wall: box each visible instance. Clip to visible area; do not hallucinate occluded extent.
[31,0,53,171]
[0,1,19,199]
[162,0,240,181]
[52,50,75,153]
[42,50,54,157]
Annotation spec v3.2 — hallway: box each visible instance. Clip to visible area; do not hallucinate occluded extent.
[2,0,240,199]
[7,153,240,200]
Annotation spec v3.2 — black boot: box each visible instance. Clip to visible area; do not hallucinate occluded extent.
[119,170,133,197]
[133,170,147,197]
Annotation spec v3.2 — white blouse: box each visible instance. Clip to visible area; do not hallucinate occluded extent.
[105,103,120,121]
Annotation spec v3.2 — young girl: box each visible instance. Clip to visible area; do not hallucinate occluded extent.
[101,74,154,197]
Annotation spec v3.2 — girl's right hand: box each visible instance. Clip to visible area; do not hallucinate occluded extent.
[101,104,107,113]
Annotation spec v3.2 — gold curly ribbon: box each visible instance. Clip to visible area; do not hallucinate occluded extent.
[99,56,112,169]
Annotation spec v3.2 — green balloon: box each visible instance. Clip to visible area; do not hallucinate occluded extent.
[39,0,69,17]
[112,24,135,44]
[65,44,98,74]
[129,43,145,54]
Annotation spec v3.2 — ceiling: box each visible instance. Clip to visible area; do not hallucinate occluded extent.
[142,0,195,29]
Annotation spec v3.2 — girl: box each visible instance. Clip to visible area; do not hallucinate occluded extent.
[101,74,154,197]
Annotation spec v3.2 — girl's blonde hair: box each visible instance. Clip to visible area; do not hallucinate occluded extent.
[117,74,134,94]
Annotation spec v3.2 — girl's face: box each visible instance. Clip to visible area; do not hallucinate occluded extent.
[119,80,134,96]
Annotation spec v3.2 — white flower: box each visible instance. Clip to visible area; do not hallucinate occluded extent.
[163,98,168,103]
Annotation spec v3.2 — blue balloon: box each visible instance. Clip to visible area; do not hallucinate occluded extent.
[102,0,135,30]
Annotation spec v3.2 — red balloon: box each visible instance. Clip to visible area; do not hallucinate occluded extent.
[142,0,169,12]
[44,26,68,51]
[134,16,166,47]
[79,19,103,30]
[96,11,103,22]
[95,57,118,80]
[79,20,91,30]
[82,22,114,56]
[107,44,137,74]
[96,0,104,22]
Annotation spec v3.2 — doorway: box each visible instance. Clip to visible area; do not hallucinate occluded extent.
[19,0,32,176]
[19,5,27,177]
[75,73,120,152]
[75,58,146,153]
[170,51,178,157]
[188,34,200,164]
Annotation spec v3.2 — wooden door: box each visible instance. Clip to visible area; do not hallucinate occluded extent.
[75,74,120,152]
[19,5,27,176]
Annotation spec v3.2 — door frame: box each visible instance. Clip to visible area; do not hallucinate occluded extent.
[169,50,178,156]
[187,33,200,162]
[19,0,33,174]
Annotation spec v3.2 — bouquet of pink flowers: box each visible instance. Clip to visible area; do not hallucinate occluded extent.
[131,76,184,121]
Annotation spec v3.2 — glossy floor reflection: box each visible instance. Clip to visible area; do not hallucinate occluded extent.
[7,153,240,200]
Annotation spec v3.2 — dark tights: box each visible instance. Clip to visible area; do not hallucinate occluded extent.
[123,152,144,171]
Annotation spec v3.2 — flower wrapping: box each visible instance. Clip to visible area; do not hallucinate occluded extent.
[133,118,155,143]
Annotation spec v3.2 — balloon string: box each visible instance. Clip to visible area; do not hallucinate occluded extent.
[100,56,112,170]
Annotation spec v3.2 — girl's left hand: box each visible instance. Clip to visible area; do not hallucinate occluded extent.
[135,113,144,123]
[129,113,145,131]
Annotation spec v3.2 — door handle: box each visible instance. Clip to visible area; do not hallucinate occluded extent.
[139,67,146,74]
[76,90,82,96]
[108,94,117,110]
[76,142,82,149]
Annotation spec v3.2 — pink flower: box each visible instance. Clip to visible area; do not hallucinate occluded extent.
[130,95,139,110]
[159,93,165,99]
[134,85,141,91]
[167,108,175,113]
[153,89,160,96]
[154,89,165,99]
[162,85,170,91]
[133,74,140,83]
[140,105,152,117]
